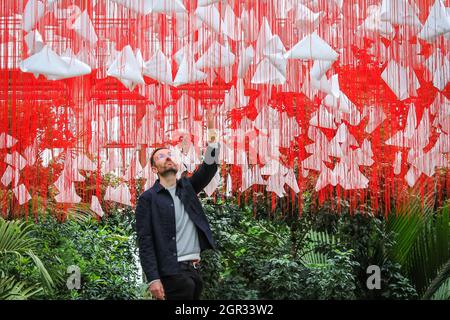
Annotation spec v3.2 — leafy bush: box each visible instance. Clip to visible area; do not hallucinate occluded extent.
[0,218,54,299]
[201,197,361,300]
[256,256,308,300]
[305,199,418,299]
[4,190,445,300]
[200,193,424,300]
[305,249,359,300]
[29,208,141,299]
[379,261,418,299]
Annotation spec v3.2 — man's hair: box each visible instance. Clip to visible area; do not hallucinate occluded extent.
[150,147,169,167]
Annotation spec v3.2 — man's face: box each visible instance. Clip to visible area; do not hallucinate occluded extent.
[151,148,179,177]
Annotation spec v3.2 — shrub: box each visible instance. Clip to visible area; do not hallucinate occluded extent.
[0,218,54,299]
[306,249,359,300]
[30,208,141,299]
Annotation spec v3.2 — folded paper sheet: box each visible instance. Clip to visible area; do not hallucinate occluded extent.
[1,0,449,215]
[195,41,235,69]
[13,184,32,205]
[144,50,173,85]
[69,10,98,46]
[20,46,92,80]
[22,0,45,32]
[174,55,207,86]
[150,0,186,13]
[380,0,422,28]
[418,0,450,42]
[0,133,18,149]
[1,166,20,188]
[381,60,420,101]
[286,32,339,61]
[91,196,105,217]
[195,4,225,35]
[104,183,133,207]
[107,45,145,90]
[24,30,44,55]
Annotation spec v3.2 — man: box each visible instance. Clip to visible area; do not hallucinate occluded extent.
[135,121,220,300]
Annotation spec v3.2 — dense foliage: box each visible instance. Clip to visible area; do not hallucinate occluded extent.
[0,209,142,299]
[199,195,419,300]
[0,192,449,300]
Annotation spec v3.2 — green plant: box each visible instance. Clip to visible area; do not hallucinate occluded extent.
[0,218,54,300]
[3,187,447,301]
[257,255,308,299]
[201,196,362,300]
[431,277,450,300]
[387,199,450,299]
[0,275,42,300]
[306,249,360,300]
[379,261,418,299]
[300,230,336,266]
[30,208,141,299]
[305,197,420,299]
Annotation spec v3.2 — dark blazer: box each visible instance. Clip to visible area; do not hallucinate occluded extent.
[135,145,219,283]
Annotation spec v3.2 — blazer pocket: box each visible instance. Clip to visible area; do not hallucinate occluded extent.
[156,203,174,224]
[156,202,167,211]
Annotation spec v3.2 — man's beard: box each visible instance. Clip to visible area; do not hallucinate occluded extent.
[159,167,178,177]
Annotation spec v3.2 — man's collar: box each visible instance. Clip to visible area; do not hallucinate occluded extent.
[154,179,164,193]
[154,178,183,193]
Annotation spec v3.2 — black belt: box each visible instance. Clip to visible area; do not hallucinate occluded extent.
[179,260,201,270]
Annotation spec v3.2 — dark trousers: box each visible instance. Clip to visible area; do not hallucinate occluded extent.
[160,263,204,300]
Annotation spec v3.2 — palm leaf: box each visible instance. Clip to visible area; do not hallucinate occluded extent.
[0,274,42,300]
[300,230,336,266]
[386,194,434,266]
[26,250,55,290]
[0,219,36,254]
[65,203,97,223]
[422,258,450,300]
[430,277,450,300]
[388,198,450,297]
[0,218,55,294]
